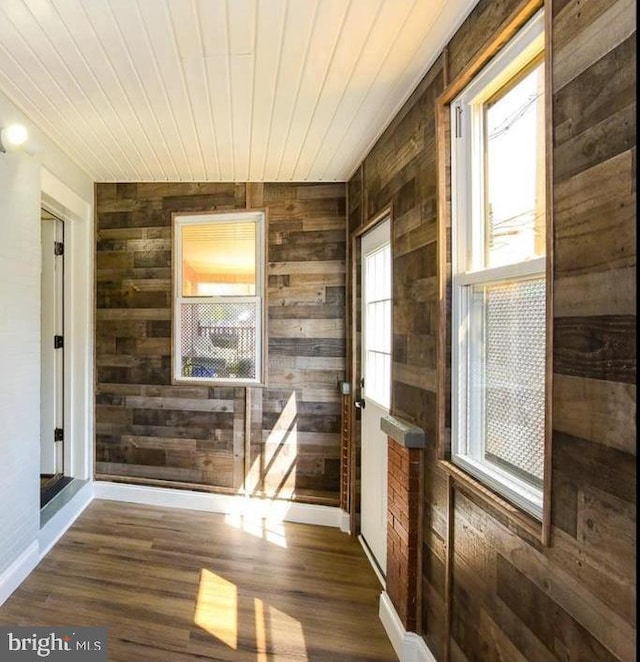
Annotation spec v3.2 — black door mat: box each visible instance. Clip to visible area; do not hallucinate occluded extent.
[40,475,74,508]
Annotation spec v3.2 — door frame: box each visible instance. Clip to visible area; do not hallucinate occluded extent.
[40,211,65,477]
[41,168,93,489]
[347,206,394,538]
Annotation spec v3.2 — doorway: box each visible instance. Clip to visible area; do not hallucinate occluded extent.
[358,218,392,580]
[40,209,70,506]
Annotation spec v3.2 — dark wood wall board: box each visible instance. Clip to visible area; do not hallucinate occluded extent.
[553,0,635,92]
[575,486,635,579]
[446,0,539,83]
[95,181,346,504]
[552,375,635,456]
[453,489,634,662]
[268,338,345,358]
[553,315,636,383]
[422,579,446,661]
[546,526,637,627]
[553,34,635,145]
[449,579,533,662]
[496,555,619,662]
[423,463,449,546]
[553,103,635,184]
[552,0,614,48]
[550,469,579,536]
[391,384,437,445]
[552,431,636,505]
[347,166,363,234]
[553,149,635,283]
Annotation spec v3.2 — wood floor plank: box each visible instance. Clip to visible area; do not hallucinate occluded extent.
[0,500,397,662]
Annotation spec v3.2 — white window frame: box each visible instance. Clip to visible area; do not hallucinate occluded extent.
[450,10,545,519]
[173,210,265,386]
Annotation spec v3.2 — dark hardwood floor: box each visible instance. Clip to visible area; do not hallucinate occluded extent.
[0,500,397,661]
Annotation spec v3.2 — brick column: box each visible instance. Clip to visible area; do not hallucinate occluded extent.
[381,415,425,632]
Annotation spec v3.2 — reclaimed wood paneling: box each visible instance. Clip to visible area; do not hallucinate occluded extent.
[552,374,635,454]
[262,183,346,503]
[552,0,635,92]
[348,0,636,659]
[548,0,637,655]
[95,181,346,505]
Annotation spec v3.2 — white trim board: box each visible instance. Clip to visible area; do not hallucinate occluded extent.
[94,481,348,529]
[339,509,351,534]
[38,481,94,559]
[41,166,94,483]
[0,542,40,607]
[0,482,94,607]
[359,534,386,589]
[379,592,437,662]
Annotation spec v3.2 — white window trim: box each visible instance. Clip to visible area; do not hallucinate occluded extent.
[173,210,265,386]
[450,10,545,520]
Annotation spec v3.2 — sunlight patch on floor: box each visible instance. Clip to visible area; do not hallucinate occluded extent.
[254,598,268,662]
[194,569,238,649]
[255,597,308,661]
[194,570,308,660]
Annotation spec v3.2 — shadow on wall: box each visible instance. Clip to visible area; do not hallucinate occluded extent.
[247,391,298,500]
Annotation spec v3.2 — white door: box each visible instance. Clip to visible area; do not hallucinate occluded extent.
[359,218,392,578]
[40,212,64,475]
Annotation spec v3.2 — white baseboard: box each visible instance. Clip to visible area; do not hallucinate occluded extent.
[379,592,437,662]
[38,481,94,559]
[1,482,93,607]
[339,509,351,534]
[0,541,39,607]
[359,535,386,588]
[94,481,346,529]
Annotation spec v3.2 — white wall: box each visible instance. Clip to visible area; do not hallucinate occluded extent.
[0,90,93,577]
[0,149,41,573]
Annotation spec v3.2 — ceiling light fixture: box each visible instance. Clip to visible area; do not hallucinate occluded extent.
[0,123,29,153]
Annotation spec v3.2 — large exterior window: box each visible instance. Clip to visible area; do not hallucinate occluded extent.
[450,10,546,519]
[173,211,265,385]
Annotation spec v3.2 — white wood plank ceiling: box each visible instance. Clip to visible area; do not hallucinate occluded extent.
[0,0,476,182]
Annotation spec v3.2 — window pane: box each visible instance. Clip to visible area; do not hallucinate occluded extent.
[180,301,258,380]
[365,246,391,302]
[485,61,545,268]
[469,277,545,485]
[364,243,391,408]
[366,350,391,410]
[182,221,256,297]
[366,299,391,354]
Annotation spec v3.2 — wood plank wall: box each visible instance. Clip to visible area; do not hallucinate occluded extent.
[347,0,636,660]
[95,182,346,505]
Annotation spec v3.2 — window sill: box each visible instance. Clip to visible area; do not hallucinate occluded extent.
[452,453,543,520]
[173,377,266,389]
[439,459,545,545]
